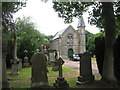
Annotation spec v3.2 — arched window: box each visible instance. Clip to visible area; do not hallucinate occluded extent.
[67,34,73,45]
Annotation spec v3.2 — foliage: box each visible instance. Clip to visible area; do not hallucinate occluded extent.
[2,2,26,36]
[85,30,95,53]
[53,2,120,30]
[53,2,93,23]
[2,2,27,67]
[6,16,50,67]
[86,30,104,54]
[16,16,50,59]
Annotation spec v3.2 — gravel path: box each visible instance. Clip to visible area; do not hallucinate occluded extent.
[63,59,100,77]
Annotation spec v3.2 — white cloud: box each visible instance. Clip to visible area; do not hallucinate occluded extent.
[13,0,100,35]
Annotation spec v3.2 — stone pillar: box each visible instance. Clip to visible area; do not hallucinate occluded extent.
[11,29,19,75]
[30,53,49,88]
[2,41,9,88]
[76,52,94,85]
[54,58,69,88]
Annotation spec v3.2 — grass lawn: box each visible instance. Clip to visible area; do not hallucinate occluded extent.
[91,58,96,61]
[7,66,112,88]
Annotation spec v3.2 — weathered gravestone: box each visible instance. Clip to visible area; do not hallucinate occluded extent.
[47,50,56,67]
[23,56,30,67]
[10,59,19,75]
[54,58,69,88]
[76,52,94,85]
[52,59,59,71]
[18,58,22,71]
[30,53,49,88]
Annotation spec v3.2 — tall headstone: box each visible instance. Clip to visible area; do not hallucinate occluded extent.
[76,52,94,85]
[30,53,49,88]
[54,58,69,88]
[2,41,9,88]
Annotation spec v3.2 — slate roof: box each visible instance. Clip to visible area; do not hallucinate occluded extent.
[77,16,85,27]
[52,28,66,40]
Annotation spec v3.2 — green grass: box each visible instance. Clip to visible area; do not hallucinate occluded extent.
[7,66,79,88]
[7,66,111,88]
[91,58,96,61]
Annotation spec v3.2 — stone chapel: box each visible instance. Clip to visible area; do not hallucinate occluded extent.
[50,16,86,59]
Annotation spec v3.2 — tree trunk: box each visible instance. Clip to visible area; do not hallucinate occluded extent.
[101,2,118,86]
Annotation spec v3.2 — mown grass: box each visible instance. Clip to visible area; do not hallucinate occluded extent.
[7,66,79,88]
[7,66,112,88]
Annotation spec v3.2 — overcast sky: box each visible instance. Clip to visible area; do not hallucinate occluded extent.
[13,0,100,35]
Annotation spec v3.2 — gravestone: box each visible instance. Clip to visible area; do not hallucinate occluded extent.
[76,52,94,85]
[52,59,59,71]
[18,58,22,71]
[49,53,55,61]
[54,58,69,88]
[10,59,19,75]
[47,49,56,67]
[23,56,30,67]
[30,53,49,88]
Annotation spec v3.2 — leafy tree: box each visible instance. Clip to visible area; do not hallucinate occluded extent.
[85,30,95,53]
[2,2,27,67]
[15,16,49,60]
[52,1,120,86]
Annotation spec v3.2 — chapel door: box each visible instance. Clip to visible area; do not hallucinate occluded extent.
[68,48,73,58]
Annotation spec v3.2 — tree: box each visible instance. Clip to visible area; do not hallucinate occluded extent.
[101,2,118,85]
[52,1,120,86]
[85,30,95,53]
[15,16,49,60]
[2,1,26,87]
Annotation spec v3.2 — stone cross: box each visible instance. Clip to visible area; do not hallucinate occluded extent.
[30,53,49,88]
[58,58,64,77]
[54,58,69,88]
[76,52,94,85]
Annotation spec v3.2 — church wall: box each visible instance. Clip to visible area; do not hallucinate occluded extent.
[59,27,80,58]
[50,24,86,59]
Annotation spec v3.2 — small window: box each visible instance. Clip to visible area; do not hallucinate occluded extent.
[67,35,73,45]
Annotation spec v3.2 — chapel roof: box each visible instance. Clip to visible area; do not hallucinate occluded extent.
[52,28,66,40]
[52,25,73,40]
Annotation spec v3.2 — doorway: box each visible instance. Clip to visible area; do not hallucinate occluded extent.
[68,48,73,58]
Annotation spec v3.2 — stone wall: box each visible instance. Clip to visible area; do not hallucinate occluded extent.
[50,25,86,59]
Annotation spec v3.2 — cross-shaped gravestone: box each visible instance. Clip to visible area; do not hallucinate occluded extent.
[54,58,69,88]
